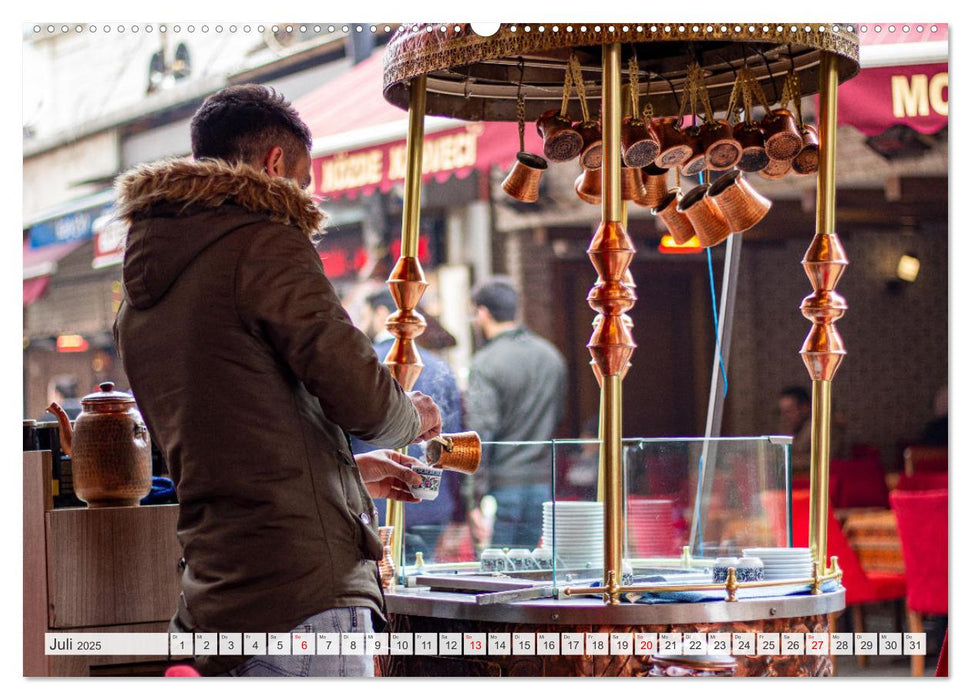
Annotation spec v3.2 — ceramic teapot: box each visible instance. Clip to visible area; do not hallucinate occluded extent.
[47,382,152,508]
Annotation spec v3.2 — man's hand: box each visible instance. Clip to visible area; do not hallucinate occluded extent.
[408,391,442,443]
[355,449,423,502]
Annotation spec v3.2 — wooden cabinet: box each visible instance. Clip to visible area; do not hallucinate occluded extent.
[23,452,183,676]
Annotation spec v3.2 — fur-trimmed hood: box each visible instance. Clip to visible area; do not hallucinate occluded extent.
[115,158,324,237]
[114,158,326,310]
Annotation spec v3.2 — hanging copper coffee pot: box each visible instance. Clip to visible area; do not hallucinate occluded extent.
[537,109,583,162]
[702,119,743,171]
[734,122,770,172]
[576,120,603,170]
[792,124,820,175]
[632,164,669,209]
[678,184,731,248]
[575,167,602,204]
[653,190,696,245]
[707,170,772,233]
[502,152,548,202]
[47,382,152,508]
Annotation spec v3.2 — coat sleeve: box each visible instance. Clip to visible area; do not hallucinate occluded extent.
[234,224,420,447]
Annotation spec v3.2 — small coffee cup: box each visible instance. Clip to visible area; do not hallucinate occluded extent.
[735,557,765,583]
[481,548,510,573]
[506,548,533,572]
[409,464,443,501]
[531,547,553,570]
[712,556,739,583]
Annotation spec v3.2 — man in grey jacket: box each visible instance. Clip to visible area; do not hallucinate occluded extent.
[465,277,567,549]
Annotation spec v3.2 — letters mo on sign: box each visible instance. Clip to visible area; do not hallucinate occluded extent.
[892,71,948,118]
[316,125,482,196]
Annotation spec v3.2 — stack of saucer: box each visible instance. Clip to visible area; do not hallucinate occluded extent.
[627,498,676,557]
[742,547,813,581]
[542,501,603,570]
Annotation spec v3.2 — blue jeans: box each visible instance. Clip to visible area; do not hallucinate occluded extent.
[490,483,550,549]
[223,607,374,677]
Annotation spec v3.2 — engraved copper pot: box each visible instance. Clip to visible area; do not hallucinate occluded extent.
[759,157,792,180]
[707,169,772,233]
[425,432,481,475]
[575,167,602,204]
[791,124,820,175]
[502,152,548,202]
[621,166,648,202]
[653,117,693,170]
[652,190,696,245]
[678,184,731,248]
[632,164,669,209]
[734,122,770,173]
[536,109,583,162]
[621,116,661,168]
[575,120,603,170]
[679,126,707,177]
[47,382,152,508]
[761,109,803,161]
[702,119,743,171]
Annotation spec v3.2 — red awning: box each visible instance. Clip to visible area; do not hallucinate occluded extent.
[23,238,85,307]
[23,238,85,279]
[293,47,530,201]
[23,276,50,307]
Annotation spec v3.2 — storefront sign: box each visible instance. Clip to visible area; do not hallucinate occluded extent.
[837,63,948,136]
[28,203,112,249]
[92,213,127,269]
[312,122,524,201]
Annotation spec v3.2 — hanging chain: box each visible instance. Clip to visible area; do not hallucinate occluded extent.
[569,53,591,123]
[628,55,640,119]
[787,71,804,126]
[517,58,527,152]
[559,56,574,118]
[517,95,526,153]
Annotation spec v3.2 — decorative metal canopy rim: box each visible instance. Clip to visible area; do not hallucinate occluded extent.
[383,23,860,122]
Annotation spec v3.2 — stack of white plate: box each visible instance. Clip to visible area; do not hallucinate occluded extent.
[542,501,603,570]
[742,547,813,581]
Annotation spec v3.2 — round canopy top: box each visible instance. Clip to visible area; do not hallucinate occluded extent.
[383,23,860,122]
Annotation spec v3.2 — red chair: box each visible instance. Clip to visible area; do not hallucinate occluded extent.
[828,458,889,509]
[903,445,947,476]
[789,490,906,664]
[890,489,948,676]
[895,472,948,492]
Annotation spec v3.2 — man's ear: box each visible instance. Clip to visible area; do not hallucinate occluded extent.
[261,146,286,176]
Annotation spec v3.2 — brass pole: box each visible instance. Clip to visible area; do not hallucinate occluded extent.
[400,76,427,259]
[587,42,632,604]
[385,75,429,572]
[804,53,846,575]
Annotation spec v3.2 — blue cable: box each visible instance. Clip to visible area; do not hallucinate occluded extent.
[706,247,729,397]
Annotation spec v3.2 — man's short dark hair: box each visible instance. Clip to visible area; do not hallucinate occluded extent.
[366,288,396,312]
[472,277,519,323]
[190,84,312,165]
[780,386,811,405]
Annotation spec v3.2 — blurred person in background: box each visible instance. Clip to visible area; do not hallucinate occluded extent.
[464,277,567,550]
[778,385,846,477]
[352,288,466,562]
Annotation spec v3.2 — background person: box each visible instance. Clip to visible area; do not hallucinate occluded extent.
[352,288,466,563]
[464,277,567,550]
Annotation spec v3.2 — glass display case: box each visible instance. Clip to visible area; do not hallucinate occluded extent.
[401,435,792,596]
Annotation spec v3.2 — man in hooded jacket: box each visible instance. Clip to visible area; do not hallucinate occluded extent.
[113,84,442,676]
